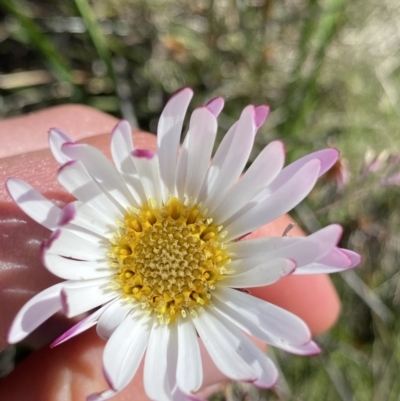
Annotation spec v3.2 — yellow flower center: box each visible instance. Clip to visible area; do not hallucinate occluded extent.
[109,198,230,323]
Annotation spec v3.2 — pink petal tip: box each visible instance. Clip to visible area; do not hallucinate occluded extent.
[131,149,155,159]
[205,97,224,117]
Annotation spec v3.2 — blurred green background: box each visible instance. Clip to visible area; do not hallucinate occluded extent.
[1,0,400,400]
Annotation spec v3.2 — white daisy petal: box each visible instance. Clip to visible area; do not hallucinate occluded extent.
[110,120,134,171]
[157,87,193,203]
[224,159,321,241]
[8,283,64,344]
[215,286,311,344]
[144,323,174,401]
[110,121,146,206]
[201,105,257,212]
[87,389,117,401]
[226,236,299,257]
[57,160,124,222]
[193,308,257,382]
[44,229,107,260]
[50,305,106,347]
[6,178,62,230]
[61,201,116,239]
[211,308,278,388]
[228,224,343,271]
[48,127,74,164]
[253,105,270,129]
[103,311,151,391]
[222,258,296,288]
[267,148,339,193]
[62,142,135,209]
[270,339,321,356]
[197,121,238,203]
[97,298,135,340]
[176,317,203,393]
[43,253,112,280]
[212,294,319,356]
[295,246,358,274]
[131,150,163,206]
[205,96,224,117]
[61,278,117,318]
[341,249,361,267]
[181,107,218,201]
[211,140,285,222]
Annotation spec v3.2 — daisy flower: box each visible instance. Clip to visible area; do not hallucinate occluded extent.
[6,88,360,401]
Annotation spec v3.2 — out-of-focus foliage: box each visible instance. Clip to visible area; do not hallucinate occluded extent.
[1,0,400,400]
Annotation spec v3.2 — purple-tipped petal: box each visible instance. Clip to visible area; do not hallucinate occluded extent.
[131,149,155,160]
[61,278,117,318]
[6,178,62,231]
[49,128,74,165]
[8,283,64,344]
[340,249,361,267]
[110,120,134,170]
[157,87,193,202]
[254,105,270,128]
[268,148,339,193]
[57,203,76,227]
[87,389,117,401]
[131,150,162,205]
[50,307,103,348]
[61,142,134,210]
[176,107,218,201]
[205,97,224,117]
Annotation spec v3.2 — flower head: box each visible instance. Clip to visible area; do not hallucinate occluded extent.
[6,88,360,401]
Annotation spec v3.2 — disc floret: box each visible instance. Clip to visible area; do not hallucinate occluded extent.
[109,198,230,323]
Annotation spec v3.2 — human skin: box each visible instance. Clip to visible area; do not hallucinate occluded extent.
[0,105,341,400]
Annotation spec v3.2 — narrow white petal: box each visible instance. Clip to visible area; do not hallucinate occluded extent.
[62,201,117,239]
[61,278,117,317]
[43,253,112,280]
[295,246,357,274]
[229,235,315,258]
[6,178,61,230]
[224,159,321,241]
[182,107,218,201]
[144,323,173,401]
[205,97,224,117]
[267,148,339,193]
[97,298,135,340]
[270,339,321,356]
[201,106,257,212]
[110,120,134,171]
[51,306,105,347]
[197,121,238,203]
[226,236,299,258]
[193,309,257,381]
[87,389,117,401]
[215,286,311,344]
[103,312,151,391]
[176,318,203,393]
[8,283,63,343]
[57,160,124,222]
[211,308,278,388]
[211,141,285,222]
[62,142,135,209]
[157,88,193,203]
[110,121,146,205]
[131,150,162,206]
[48,127,74,164]
[212,295,318,356]
[44,229,107,260]
[222,258,295,288]
[228,224,343,271]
